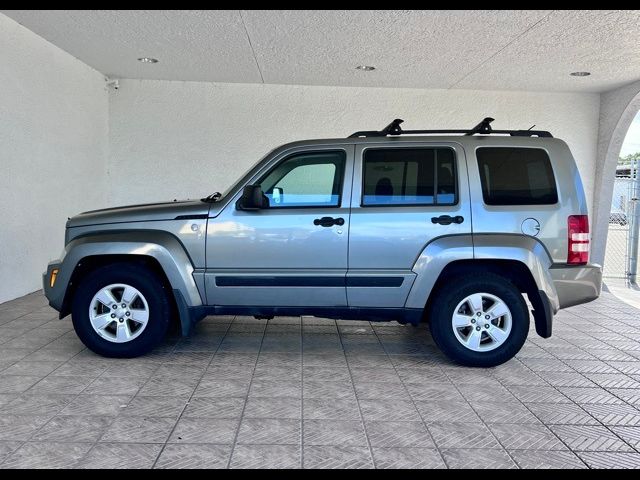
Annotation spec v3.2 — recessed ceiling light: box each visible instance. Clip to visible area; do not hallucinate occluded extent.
[570,71,590,77]
[138,57,159,64]
[356,65,375,71]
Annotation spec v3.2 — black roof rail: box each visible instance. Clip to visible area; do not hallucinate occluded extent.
[348,117,553,138]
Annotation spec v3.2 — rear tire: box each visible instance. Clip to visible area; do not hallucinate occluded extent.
[71,263,171,358]
[429,273,529,367]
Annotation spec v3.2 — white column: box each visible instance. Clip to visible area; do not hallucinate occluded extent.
[592,81,640,266]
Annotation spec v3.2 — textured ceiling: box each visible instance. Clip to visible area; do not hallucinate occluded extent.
[3,9,640,93]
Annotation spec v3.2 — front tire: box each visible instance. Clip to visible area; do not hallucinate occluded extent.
[429,273,529,367]
[71,263,171,358]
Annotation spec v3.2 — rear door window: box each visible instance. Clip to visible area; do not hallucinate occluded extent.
[362,148,457,206]
[477,147,558,205]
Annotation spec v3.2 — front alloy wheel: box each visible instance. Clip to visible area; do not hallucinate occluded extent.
[72,262,171,358]
[89,284,150,343]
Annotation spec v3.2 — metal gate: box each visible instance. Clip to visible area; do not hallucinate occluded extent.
[603,162,638,281]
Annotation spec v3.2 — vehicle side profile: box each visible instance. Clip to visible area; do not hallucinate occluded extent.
[43,118,602,367]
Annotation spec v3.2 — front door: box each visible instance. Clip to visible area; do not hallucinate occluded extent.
[205,145,354,307]
[347,143,472,307]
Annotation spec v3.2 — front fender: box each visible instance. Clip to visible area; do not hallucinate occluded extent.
[44,230,203,313]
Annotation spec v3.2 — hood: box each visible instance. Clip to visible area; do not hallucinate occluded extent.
[66,199,211,228]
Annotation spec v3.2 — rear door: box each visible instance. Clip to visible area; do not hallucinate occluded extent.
[347,142,471,307]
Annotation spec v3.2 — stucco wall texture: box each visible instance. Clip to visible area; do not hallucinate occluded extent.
[108,80,600,212]
[0,14,109,304]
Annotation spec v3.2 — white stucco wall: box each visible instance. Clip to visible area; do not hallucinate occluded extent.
[0,14,109,303]
[0,18,604,304]
[108,80,600,214]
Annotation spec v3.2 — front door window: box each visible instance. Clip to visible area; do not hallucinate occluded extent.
[258,151,346,208]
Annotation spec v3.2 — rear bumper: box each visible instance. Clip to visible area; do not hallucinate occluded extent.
[549,263,602,309]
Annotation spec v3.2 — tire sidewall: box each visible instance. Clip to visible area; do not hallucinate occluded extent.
[430,276,529,368]
[72,264,170,358]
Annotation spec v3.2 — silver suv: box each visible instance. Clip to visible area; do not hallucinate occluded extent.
[43,118,602,367]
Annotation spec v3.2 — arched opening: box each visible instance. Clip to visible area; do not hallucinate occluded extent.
[593,83,640,275]
[603,111,640,283]
[590,78,640,313]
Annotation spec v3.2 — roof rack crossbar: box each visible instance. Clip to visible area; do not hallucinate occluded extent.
[348,117,553,138]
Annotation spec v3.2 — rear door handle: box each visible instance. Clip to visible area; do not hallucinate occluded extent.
[314,216,345,227]
[431,215,464,225]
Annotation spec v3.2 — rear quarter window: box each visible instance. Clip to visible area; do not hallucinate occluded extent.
[476,147,558,205]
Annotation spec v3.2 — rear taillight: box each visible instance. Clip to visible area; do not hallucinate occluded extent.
[568,215,589,265]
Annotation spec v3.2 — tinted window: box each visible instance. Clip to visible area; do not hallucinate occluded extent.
[477,148,558,205]
[259,151,345,207]
[362,148,457,206]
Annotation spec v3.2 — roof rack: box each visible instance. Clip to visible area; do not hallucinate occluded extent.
[348,117,553,138]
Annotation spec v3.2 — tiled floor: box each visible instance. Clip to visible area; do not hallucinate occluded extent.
[1,290,640,469]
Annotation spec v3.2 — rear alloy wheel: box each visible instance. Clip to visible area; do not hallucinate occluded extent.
[72,263,170,358]
[429,273,529,367]
[451,293,512,353]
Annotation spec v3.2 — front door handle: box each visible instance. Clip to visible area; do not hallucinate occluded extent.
[431,215,464,225]
[314,216,345,227]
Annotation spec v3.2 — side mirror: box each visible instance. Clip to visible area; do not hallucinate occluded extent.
[236,184,269,211]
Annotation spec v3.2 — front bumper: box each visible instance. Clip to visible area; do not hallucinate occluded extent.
[549,263,602,309]
[43,261,65,312]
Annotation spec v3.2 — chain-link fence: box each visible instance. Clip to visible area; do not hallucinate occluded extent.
[603,159,640,281]
[604,176,633,279]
